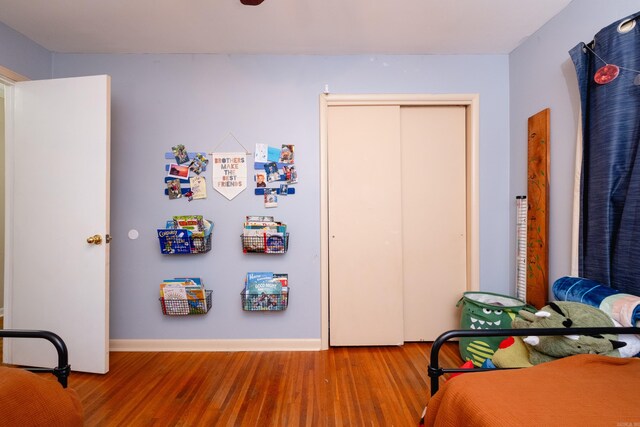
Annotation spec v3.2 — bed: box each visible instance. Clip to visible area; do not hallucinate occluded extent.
[0,329,83,426]
[424,326,640,426]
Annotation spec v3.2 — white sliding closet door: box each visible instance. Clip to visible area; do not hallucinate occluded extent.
[401,106,467,341]
[327,104,467,345]
[328,105,404,346]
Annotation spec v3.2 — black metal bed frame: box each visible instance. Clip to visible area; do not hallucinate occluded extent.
[0,329,71,388]
[428,326,640,395]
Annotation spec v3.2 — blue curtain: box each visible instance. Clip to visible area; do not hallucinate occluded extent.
[570,11,640,295]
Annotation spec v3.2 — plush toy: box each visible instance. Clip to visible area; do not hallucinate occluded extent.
[491,336,533,368]
[511,301,626,365]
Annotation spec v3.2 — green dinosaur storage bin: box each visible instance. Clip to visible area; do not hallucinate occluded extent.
[457,292,532,367]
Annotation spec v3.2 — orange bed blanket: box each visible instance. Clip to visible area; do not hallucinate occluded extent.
[0,366,83,427]
[425,354,640,427]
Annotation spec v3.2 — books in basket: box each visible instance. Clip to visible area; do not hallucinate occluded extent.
[159,218,212,254]
[243,272,288,310]
[160,279,205,298]
[160,278,207,314]
[243,216,287,253]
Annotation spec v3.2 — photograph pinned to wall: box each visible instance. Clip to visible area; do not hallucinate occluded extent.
[172,144,190,164]
[190,176,207,200]
[280,144,295,163]
[267,146,281,163]
[189,153,209,175]
[283,165,298,184]
[168,163,190,180]
[264,161,280,182]
[264,188,278,208]
[255,144,268,163]
[279,184,289,196]
[167,179,182,199]
[255,172,267,188]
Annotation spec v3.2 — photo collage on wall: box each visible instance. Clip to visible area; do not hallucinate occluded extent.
[254,144,298,208]
[165,144,209,202]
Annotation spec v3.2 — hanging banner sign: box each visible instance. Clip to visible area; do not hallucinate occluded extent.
[211,152,247,200]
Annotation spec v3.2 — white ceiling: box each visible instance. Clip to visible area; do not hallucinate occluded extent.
[0,0,572,55]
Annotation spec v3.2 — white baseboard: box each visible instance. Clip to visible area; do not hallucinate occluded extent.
[109,338,322,352]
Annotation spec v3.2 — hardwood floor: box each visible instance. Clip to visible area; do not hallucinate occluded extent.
[62,343,462,426]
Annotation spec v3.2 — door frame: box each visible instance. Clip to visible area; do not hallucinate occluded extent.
[0,66,27,339]
[319,93,480,349]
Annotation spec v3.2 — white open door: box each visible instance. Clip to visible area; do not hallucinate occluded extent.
[4,75,110,373]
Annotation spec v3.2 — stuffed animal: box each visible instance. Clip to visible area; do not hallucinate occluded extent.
[511,301,626,365]
[491,336,533,368]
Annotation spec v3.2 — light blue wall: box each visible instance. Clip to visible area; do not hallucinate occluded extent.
[509,1,640,300]
[0,21,50,80]
[51,54,511,339]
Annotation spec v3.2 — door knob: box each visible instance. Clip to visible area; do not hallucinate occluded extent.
[87,234,103,245]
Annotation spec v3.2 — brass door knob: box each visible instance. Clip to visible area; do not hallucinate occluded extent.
[87,234,103,245]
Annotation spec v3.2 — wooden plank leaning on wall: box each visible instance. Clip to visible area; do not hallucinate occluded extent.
[527,108,550,309]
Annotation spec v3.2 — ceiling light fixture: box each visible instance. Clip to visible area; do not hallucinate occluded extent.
[240,0,265,5]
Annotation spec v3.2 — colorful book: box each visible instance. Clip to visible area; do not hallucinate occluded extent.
[160,283,190,315]
[265,233,285,253]
[173,215,205,237]
[157,229,192,254]
[202,219,213,237]
[274,273,289,305]
[273,273,288,292]
[171,277,203,287]
[245,272,282,295]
